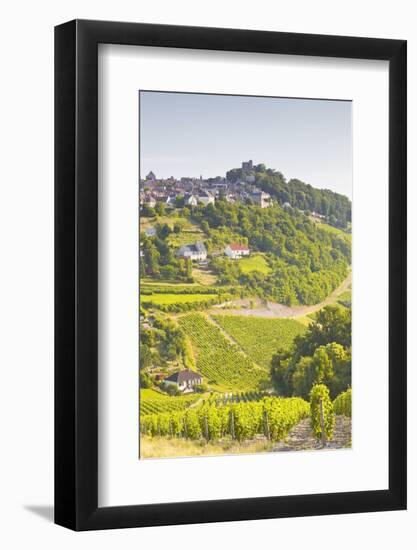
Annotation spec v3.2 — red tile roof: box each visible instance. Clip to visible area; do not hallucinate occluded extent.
[229,243,249,251]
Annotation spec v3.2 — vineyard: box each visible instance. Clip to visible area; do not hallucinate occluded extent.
[140,388,353,455]
[141,293,219,306]
[333,388,352,417]
[212,315,306,367]
[140,284,235,295]
[140,388,200,416]
[178,313,267,391]
[210,391,268,405]
[140,396,310,442]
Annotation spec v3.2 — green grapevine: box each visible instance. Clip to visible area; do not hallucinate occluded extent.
[140,396,309,443]
[333,388,352,417]
[140,389,200,416]
[213,315,306,368]
[309,384,335,440]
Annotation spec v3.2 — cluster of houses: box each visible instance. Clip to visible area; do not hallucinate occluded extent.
[174,241,250,262]
[139,161,272,211]
[140,230,250,264]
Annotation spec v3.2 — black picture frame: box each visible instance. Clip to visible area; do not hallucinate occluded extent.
[55,19,407,531]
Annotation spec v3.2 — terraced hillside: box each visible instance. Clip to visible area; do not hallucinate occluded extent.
[212,315,306,368]
[140,388,200,416]
[178,313,267,391]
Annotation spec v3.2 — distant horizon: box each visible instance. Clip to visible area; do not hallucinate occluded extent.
[140,91,352,200]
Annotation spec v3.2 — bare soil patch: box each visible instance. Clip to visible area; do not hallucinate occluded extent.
[211,272,352,319]
[273,416,352,452]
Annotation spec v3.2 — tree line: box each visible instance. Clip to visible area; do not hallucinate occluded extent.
[226,163,351,229]
[271,305,351,400]
[194,201,350,305]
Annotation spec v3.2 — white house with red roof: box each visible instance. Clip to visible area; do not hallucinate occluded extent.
[225,243,250,259]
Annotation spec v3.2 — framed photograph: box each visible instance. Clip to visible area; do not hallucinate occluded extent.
[55,20,407,530]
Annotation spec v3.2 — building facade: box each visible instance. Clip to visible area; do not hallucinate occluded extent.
[177,242,207,261]
[164,370,203,392]
[225,243,250,259]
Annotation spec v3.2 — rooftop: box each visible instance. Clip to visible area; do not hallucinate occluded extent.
[228,243,249,251]
[178,242,207,255]
[165,370,202,384]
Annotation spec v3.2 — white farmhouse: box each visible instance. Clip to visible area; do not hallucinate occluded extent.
[164,370,202,392]
[225,243,250,259]
[176,242,207,261]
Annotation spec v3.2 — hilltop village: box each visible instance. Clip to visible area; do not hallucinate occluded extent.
[140,160,276,211]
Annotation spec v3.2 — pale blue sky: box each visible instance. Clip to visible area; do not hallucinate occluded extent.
[140,91,352,199]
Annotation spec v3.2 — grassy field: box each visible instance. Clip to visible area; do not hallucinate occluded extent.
[140,435,273,458]
[168,230,205,247]
[238,254,271,275]
[141,279,200,287]
[192,267,218,285]
[140,214,205,247]
[140,388,201,416]
[141,293,219,306]
[178,313,267,391]
[140,213,196,231]
[212,315,307,368]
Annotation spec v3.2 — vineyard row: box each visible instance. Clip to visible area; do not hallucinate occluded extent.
[140,397,310,442]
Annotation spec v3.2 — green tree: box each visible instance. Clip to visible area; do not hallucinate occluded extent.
[143,240,160,276]
[141,205,155,217]
[139,370,152,388]
[157,223,171,239]
[185,258,193,280]
[155,201,165,216]
[270,349,292,396]
[292,356,314,399]
[270,306,351,400]
[295,305,351,356]
[311,346,334,385]
[201,220,210,234]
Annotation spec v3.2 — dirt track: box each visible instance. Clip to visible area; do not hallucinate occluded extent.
[211,271,351,319]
